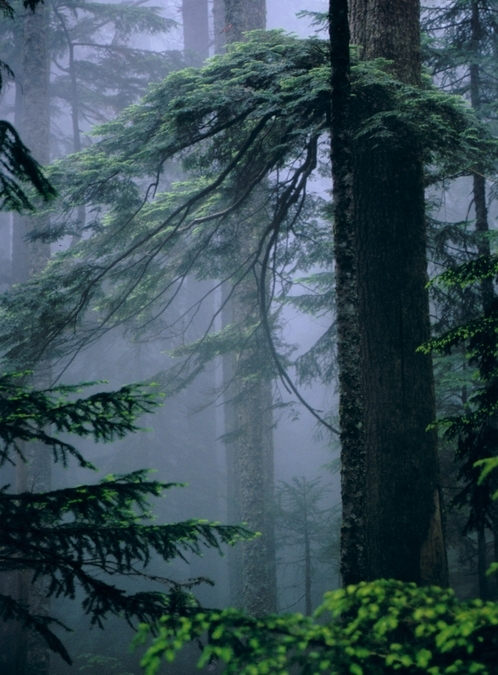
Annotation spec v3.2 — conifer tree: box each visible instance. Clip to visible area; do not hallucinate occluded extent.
[218,0,277,616]
[0,375,249,668]
[0,4,491,591]
[423,0,498,599]
[344,0,448,585]
[275,477,339,614]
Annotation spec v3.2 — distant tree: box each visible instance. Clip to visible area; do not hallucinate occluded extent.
[0,2,54,213]
[0,20,491,592]
[48,0,180,154]
[275,476,339,614]
[422,0,498,599]
[218,0,277,616]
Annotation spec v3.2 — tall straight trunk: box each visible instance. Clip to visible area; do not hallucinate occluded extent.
[348,0,448,585]
[222,284,244,604]
[220,0,277,614]
[11,5,52,674]
[469,0,498,593]
[232,287,276,614]
[328,0,366,585]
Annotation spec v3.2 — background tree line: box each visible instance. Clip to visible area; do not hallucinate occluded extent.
[3,0,498,673]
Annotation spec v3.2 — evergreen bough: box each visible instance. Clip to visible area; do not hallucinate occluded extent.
[0,375,250,664]
[422,255,498,536]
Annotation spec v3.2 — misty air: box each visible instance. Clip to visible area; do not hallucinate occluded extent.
[0,0,498,673]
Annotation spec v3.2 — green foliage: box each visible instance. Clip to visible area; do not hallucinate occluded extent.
[0,120,56,211]
[421,256,498,534]
[0,376,251,665]
[0,373,160,467]
[0,1,56,213]
[48,0,181,142]
[423,1,498,119]
[351,61,497,184]
[1,31,493,381]
[137,579,498,675]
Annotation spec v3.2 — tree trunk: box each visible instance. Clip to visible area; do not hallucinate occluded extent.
[10,5,52,674]
[328,0,366,585]
[220,0,277,614]
[348,0,448,585]
[469,0,498,595]
[222,284,244,604]
[68,38,86,244]
[224,0,266,43]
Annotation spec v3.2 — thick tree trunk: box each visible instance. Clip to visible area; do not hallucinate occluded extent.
[220,0,277,614]
[349,0,421,85]
[348,0,448,585]
[329,0,366,585]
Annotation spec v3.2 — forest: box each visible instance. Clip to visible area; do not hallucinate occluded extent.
[2,0,498,673]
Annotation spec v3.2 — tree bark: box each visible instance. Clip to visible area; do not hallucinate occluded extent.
[348,0,448,585]
[224,0,266,43]
[220,0,277,614]
[329,0,366,585]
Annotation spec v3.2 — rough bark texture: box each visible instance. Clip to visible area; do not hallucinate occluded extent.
[224,0,266,42]
[329,0,366,585]
[349,0,421,85]
[349,0,448,585]
[219,0,277,614]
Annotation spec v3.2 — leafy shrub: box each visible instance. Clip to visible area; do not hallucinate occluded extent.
[138,579,498,674]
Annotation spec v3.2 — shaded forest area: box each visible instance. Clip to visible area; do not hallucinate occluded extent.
[2,0,498,673]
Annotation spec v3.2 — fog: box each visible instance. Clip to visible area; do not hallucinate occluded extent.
[0,2,339,673]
